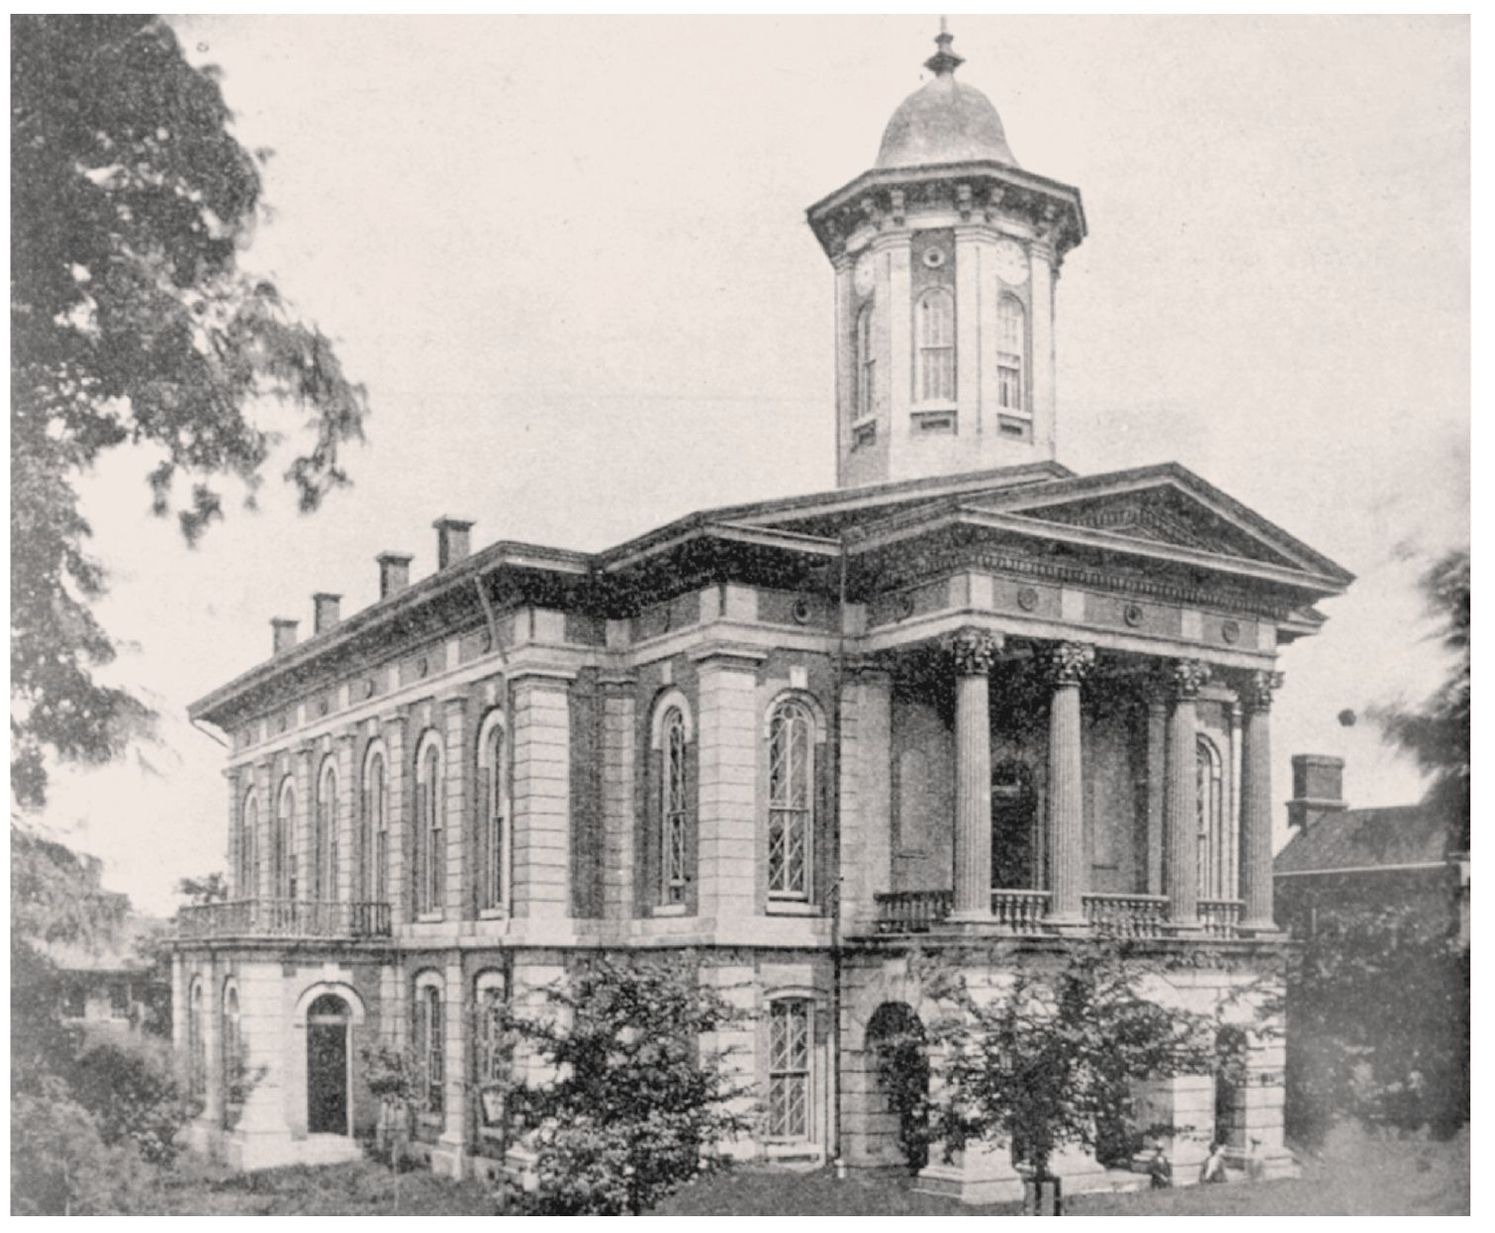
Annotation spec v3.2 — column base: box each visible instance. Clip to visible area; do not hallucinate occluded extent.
[915,1140,1026,1206]
[430,1133,469,1179]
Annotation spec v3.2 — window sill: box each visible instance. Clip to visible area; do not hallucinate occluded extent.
[767,900,820,917]
[478,907,508,921]
[415,912,445,924]
[651,903,689,917]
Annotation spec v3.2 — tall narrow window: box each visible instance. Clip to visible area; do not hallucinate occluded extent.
[275,779,296,900]
[363,747,388,903]
[767,998,813,1140]
[316,760,338,901]
[240,791,259,899]
[1197,737,1225,899]
[474,973,508,1141]
[222,985,242,1127]
[188,980,206,1102]
[767,699,815,900]
[855,301,876,420]
[478,719,507,911]
[997,295,1026,410]
[915,288,955,402]
[413,980,444,1117]
[661,707,689,904]
[416,736,444,915]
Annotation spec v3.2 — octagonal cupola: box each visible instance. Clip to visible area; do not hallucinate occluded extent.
[807,26,1087,488]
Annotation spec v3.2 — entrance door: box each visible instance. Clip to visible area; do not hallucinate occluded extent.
[306,994,350,1135]
[991,761,1036,889]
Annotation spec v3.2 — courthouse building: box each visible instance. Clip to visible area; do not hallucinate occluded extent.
[171,30,1351,1198]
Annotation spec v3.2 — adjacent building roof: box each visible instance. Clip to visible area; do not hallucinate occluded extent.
[1274,805,1450,877]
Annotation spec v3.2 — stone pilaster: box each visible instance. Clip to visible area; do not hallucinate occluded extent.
[1165,659,1211,927]
[293,745,313,900]
[598,674,637,920]
[838,664,893,928]
[512,669,574,920]
[201,955,224,1129]
[383,717,408,927]
[1145,696,1167,896]
[254,760,273,901]
[226,767,243,898]
[1029,236,1057,457]
[692,646,764,924]
[950,628,1001,919]
[442,696,468,920]
[336,731,356,903]
[1042,641,1095,924]
[434,959,469,1176]
[1237,670,1284,933]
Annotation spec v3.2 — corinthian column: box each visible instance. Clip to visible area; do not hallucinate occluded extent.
[949,628,1002,919]
[1238,669,1284,933]
[1043,642,1095,924]
[1164,659,1211,927]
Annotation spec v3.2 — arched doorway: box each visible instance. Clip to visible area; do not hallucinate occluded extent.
[306,993,352,1135]
[866,1002,929,1172]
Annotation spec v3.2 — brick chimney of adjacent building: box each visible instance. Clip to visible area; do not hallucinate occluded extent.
[312,592,342,634]
[1287,754,1348,831]
[433,517,474,570]
[271,618,299,655]
[377,552,413,599]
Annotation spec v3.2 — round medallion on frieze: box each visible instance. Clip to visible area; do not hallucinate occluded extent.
[791,597,814,626]
[896,593,916,622]
[1221,619,1241,645]
[921,245,946,270]
[1016,586,1040,613]
[1123,602,1145,628]
[318,698,330,717]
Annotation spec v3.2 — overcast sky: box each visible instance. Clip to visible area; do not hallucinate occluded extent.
[41,14,1469,914]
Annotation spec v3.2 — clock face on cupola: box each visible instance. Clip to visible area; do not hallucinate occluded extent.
[805,25,1087,489]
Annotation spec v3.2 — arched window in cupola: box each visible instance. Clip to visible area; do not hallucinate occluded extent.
[915,288,955,402]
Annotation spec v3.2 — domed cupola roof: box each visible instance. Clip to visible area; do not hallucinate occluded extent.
[875,28,1018,171]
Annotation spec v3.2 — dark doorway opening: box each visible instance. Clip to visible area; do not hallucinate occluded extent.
[867,1001,929,1172]
[307,993,351,1135]
[992,760,1036,889]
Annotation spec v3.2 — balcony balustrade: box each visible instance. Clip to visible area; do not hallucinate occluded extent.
[1198,898,1244,939]
[1081,892,1170,939]
[176,899,392,941]
[870,889,1251,940]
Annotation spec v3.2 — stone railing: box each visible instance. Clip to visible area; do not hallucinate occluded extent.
[1082,893,1170,938]
[1199,899,1244,939]
[990,888,1051,930]
[872,889,953,934]
[177,899,392,940]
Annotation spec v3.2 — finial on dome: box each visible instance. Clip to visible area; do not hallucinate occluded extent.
[924,17,965,77]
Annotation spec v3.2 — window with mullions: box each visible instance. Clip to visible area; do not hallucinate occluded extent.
[240,790,259,898]
[315,759,339,901]
[362,746,388,903]
[997,294,1026,411]
[275,779,296,900]
[415,734,444,915]
[767,998,813,1140]
[474,975,509,1139]
[915,288,955,402]
[767,699,814,900]
[855,301,876,420]
[1197,736,1227,899]
[478,718,507,911]
[661,707,689,904]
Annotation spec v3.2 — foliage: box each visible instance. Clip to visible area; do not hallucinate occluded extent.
[1371,546,1469,851]
[869,1011,932,1172]
[1286,900,1469,1141]
[922,943,1217,1178]
[10,14,367,808]
[69,1037,195,1164]
[357,1041,421,1169]
[492,952,754,1215]
[176,871,230,904]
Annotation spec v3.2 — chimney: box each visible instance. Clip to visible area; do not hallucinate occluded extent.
[377,552,413,599]
[312,592,342,634]
[433,517,474,570]
[271,618,299,655]
[1287,754,1347,831]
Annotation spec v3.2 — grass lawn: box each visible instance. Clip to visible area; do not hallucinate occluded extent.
[145,1126,1467,1216]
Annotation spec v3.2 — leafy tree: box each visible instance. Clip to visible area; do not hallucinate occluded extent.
[11,14,367,809]
[1372,547,1469,851]
[176,870,229,904]
[493,952,753,1215]
[922,944,1216,1183]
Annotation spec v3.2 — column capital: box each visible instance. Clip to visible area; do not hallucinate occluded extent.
[1164,658,1212,700]
[948,627,1003,676]
[1040,641,1096,688]
[1237,669,1285,712]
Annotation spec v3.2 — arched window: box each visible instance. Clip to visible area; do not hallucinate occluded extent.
[315,758,339,901]
[412,975,444,1120]
[474,970,508,1146]
[767,997,814,1141]
[222,983,242,1128]
[767,698,816,900]
[855,301,877,420]
[477,715,508,912]
[240,789,259,899]
[187,979,206,1103]
[1197,736,1226,899]
[915,288,955,403]
[415,734,444,916]
[275,778,296,900]
[997,295,1026,411]
[661,706,689,904]
[362,745,388,903]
